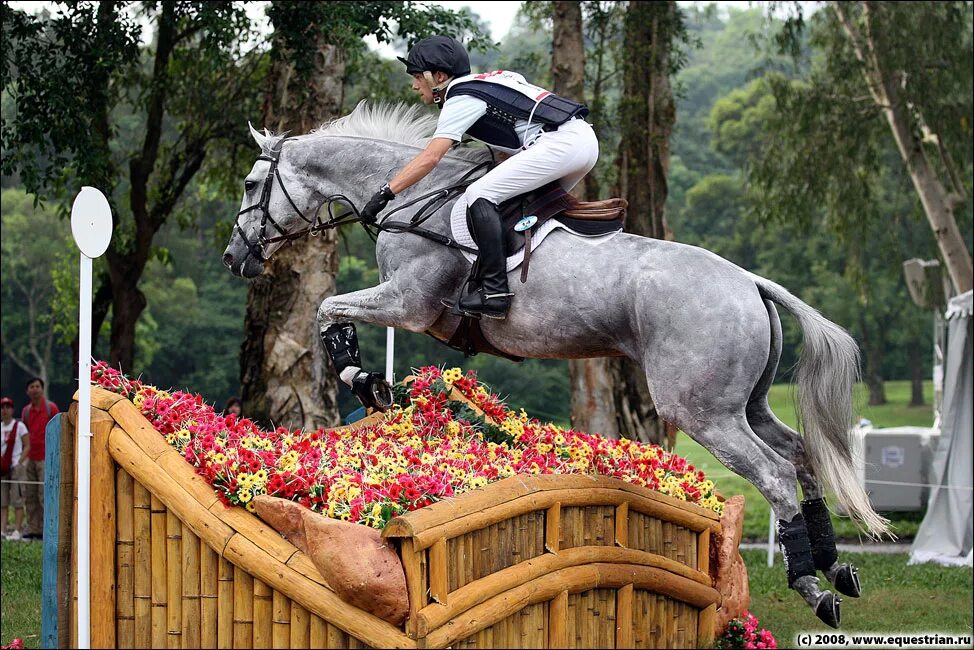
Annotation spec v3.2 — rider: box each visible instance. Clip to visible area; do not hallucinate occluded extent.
[359,35,599,319]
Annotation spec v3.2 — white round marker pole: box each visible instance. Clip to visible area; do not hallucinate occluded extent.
[385,327,395,385]
[70,187,113,650]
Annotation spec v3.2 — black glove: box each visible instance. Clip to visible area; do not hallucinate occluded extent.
[360,183,396,224]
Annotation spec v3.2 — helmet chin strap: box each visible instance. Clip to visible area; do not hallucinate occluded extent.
[423,71,452,105]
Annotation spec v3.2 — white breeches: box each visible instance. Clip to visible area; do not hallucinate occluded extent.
[464,118,599,206]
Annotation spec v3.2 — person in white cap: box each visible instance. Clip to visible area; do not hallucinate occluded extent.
[1,396,29,540]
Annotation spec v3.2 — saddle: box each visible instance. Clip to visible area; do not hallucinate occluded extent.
[443,183,627,360]
[497,182,627,281]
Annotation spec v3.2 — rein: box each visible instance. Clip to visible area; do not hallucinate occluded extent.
[234,137,491,262]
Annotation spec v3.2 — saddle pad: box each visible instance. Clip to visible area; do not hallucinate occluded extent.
[450,197,621,272]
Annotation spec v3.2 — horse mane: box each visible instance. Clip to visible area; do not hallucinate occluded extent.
[304,100,490,164]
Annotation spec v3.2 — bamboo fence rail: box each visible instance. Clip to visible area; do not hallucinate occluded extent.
[62,386,736,649]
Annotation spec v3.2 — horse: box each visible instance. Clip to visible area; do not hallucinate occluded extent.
[222,102,889,628]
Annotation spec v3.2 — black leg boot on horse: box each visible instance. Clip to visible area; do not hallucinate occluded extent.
[779,513,843,628]
[321,322,393,411]
[803,497,862,598]
[453,198,514,320]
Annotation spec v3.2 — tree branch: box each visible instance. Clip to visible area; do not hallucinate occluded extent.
[0,327,40,378]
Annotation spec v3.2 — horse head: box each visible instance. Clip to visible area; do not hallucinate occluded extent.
[223,123,329,278]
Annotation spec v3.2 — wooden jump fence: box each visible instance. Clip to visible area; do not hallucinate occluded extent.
[46,386,731,649]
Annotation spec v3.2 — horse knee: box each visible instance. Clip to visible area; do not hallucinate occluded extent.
[316,298,340,332]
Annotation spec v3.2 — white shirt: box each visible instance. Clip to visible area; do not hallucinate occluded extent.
[1,419,28,466]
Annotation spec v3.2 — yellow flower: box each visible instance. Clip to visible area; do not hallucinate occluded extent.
[443,367,463,384]
[238,489,252,503]
[470,476,488,489]
[446,421,461,436]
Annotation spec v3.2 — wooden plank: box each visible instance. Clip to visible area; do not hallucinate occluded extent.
[615,502,629,548]
[399,538,425,639]
[90,409,116,649]
[290,602,310,648]
[116,468,135,649]
[133,481,152,648]
[150,495,168,649]
[252,579,272,649]
[166,511,183,649]
[41,413,64,649]
[545,502,560,553]
[616,584,633,649]
[57,408,77,650]
[310,615,328,649]
[429,538,448,605]
[697,528,710,578]
[549,590,568,649]
[232,565,254,648]
[217,556,234,649]
[272,590,291,649]
[200,543,219,649]
[181,528,202,648]
[698,603,716,648]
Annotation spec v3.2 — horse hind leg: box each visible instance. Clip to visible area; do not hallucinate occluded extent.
[747,298,861,600]
[678,412,842,627]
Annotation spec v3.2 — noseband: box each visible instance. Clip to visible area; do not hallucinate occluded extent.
[233,137,492,263]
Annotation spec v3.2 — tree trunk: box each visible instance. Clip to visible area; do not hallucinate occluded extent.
[596,1,679,445]
[835,2,973,295]
[909,333,925,407]
[239,36,345,430]
[858,312,887,406]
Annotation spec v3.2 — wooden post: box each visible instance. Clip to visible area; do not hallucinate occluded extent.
[429,538,448,605]
[616,583,634,649]
[615,502,629,548]
[698,602,716,647]
[57,408,77,649]
[133,481,152,648]
[41,413,64,649]
[549,590,569,647]
[115,468,135,649]
[89,409,116,648]
[545,502,561,553]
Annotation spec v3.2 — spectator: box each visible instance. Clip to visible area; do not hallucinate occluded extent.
[21,377,59,541]
[1,397,29,540]
[224,396,242,418]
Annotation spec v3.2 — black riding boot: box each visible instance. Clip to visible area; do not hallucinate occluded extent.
[455,198,513,319]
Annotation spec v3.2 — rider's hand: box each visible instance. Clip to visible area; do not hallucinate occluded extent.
[361,183,395,224]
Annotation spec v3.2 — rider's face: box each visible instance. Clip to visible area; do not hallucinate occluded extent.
[411,73,433,105]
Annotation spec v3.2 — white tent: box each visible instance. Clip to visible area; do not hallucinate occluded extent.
[909,290,973,567]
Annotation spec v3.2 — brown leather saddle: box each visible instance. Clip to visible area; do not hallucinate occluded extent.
[443,183,628,360]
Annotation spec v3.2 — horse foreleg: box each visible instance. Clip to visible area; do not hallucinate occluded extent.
[316,281,441,410]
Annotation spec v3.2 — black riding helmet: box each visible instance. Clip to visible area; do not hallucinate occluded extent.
[398,35,471,77]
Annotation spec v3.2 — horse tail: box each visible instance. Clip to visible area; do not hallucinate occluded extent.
[749,273,890,537]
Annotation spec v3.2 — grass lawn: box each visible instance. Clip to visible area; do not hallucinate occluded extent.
[745,550,973,646]
[0,540,42,649]
[675,380,935,541]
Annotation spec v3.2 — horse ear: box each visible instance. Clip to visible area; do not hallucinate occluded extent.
[248,121,266,148]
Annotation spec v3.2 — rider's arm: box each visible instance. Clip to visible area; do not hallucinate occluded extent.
[388,138,454,194]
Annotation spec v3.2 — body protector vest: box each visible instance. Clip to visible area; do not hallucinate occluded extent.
[444,71,589,150]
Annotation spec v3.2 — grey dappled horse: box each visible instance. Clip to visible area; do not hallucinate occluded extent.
[223,103,888,627]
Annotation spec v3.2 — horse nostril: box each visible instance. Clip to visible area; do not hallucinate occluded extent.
[223,253,234,267]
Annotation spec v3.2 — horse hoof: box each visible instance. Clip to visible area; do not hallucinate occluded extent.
[829,564,862,598]
[814,592,841,628]
[351,372,394,412]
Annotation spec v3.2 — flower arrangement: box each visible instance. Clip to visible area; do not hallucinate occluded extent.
[1,639,24,650]
[715,611,777,649]
[92,361,723,529]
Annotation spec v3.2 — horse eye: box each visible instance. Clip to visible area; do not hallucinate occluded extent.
[245,180,257,192]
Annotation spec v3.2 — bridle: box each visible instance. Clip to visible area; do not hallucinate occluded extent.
[233,136,493,263]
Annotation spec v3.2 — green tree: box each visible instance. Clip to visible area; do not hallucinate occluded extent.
[2,2,265,373]
[0,188,77,389]
[752,2,973,293]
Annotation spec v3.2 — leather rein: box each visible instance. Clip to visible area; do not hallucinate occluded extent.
[233,137,491,263]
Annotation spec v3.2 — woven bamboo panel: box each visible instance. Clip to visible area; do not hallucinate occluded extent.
[111,470,372,649]
[455,602,548,648]
[446,510,545,592]
[628,511,698,569]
